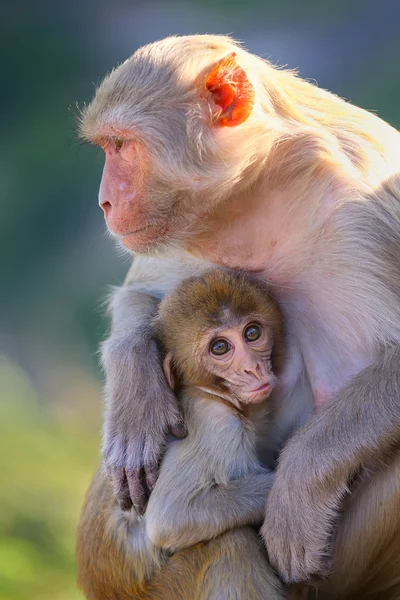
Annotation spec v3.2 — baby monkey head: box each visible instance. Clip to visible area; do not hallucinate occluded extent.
[152,270,284,407]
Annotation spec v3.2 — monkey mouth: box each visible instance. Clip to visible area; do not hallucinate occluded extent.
[120,224,153,237]
[117,224,161,251]
[107,223,153,241]
[243,382,272,403]
[251,382,271,393]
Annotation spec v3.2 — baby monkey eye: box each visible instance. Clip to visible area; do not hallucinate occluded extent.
[210,338,231,356]
[244,323,262,342]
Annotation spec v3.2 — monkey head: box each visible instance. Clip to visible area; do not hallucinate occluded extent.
[152,270,284,407]
[79,35,284,254]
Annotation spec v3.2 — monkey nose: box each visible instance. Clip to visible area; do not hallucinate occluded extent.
[100,200,112,217]
[243,364,260,378]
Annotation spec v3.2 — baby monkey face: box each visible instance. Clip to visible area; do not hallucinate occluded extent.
[205,318,276,404]
[153,270,284,407]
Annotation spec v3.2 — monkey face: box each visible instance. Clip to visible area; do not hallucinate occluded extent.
[153,270,284,407]
[79,37,261,254]
[202,319,277,405]
[97,137,204,253]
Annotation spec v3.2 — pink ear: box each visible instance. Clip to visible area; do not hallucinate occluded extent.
[204,52,255,127]
[163,353,176,390]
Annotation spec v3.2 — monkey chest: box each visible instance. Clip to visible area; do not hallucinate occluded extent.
[282,299,374,409]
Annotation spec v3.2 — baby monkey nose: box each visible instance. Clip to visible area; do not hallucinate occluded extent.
[243,363,261,378]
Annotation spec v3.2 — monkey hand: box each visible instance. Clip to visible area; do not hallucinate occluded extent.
[102,335,187,513]
[261,431,339,584]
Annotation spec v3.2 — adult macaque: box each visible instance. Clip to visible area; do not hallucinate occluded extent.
[79,35,400,598]
[77,270,285,600]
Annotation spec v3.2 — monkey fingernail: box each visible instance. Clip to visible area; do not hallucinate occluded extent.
[126,470,147,512]
[146,475,156,490]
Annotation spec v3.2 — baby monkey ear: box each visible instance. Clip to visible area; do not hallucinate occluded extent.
[203,52,255,127]
[163,352,176,390]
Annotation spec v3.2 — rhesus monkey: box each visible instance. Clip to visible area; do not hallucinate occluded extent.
[79,35,400,598]
[77,270,285,600]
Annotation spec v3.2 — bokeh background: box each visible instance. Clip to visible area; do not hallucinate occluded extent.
[1,1,400,598]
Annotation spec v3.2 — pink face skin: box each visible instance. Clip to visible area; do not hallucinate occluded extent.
[97,136,159,251]
[97,135,207,253]
[205,320,276,405]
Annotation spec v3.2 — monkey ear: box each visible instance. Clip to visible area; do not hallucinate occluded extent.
[204,52,255,127]
[163,352,176,390]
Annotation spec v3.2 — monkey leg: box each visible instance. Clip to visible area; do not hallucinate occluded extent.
[316,449,400,600]
[77,467,161,600]
[76,467,153,600]
[77,470,285,600]
[147,528,286,600]
[201,528,286,600]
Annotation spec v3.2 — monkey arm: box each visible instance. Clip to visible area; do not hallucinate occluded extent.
[101,253,209,512]
[262,346,400,584]
[146,470,274,552]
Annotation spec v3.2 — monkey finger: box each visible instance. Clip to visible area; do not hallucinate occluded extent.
[126,469,147,514]
[144,462,159,491]
[167,407,188,439]
[109,467,133,511]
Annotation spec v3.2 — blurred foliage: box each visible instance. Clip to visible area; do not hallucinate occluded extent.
[0,359,100,600]
[1,0,399,598]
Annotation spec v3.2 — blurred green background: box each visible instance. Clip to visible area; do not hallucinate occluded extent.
[1,1,399,598]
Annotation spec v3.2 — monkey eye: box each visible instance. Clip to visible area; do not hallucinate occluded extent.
[244,323,262,342]
[210,338,231,356]
[114,138,124,151]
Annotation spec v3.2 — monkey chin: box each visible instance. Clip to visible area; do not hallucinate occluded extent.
[120,228,155,253]
[117,225,173,255]
[117,221,190,255]
[240,383,273,405]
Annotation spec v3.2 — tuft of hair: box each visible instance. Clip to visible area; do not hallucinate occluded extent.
[152,269,284,386]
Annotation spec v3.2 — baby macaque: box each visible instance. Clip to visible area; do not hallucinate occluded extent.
[77,269,285,600]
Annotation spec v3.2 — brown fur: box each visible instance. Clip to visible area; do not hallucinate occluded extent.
[77,466,149,600]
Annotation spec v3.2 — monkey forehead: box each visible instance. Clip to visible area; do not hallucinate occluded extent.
[196,309,247,338]
[79,35,242,141]
[154,269,282,350]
